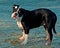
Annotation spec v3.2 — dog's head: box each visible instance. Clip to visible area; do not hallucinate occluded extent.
[13,4,19,12]
[11,4,22,19]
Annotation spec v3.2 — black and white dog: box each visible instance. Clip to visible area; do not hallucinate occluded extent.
[11,4,57,45]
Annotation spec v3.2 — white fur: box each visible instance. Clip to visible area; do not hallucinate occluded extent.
[17,21,23,29]
[11,12,23,29]
[11,12,28,45]
[16,17,28,45]
[11,13,15,18]
[21,34,28,45]
[15,6,18,9]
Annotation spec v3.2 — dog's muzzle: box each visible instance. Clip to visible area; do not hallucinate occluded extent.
[11,12,18,19]
[11,8,19,19]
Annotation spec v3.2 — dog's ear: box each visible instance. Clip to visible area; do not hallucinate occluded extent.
[13,4,19,9]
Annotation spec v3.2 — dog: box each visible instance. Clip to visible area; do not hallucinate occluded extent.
[11,4,57,45]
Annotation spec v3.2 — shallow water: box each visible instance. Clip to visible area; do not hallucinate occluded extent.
[0,0,60,48]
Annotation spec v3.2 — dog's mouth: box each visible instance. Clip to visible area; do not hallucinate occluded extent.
[11,12,18,19]
[13,15,17,18]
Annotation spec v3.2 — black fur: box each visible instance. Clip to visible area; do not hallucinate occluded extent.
[12,5,57,44]
[18,8,57,33]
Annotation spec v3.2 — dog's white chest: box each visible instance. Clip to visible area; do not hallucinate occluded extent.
[17,21,23,29]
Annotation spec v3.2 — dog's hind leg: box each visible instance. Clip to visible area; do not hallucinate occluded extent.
[44,25,50,41]
[44,20,53,45]
[45,29,50,41]
[45,29,53,45]
[45,22,53,45]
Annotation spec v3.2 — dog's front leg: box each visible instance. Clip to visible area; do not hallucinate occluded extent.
[19,30,26,41]
[21,34,28,45]
[19,29,29,45]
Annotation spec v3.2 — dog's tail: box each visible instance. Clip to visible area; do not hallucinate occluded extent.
[53,25,57,34]
[53,15,57,34]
